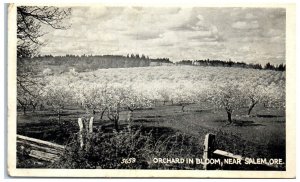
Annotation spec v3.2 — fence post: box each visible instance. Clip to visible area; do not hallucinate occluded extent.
[89,117,94,133]
[203,133,215,170]
[78,118,84,149]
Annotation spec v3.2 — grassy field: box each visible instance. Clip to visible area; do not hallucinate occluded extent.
[17,101,285,169]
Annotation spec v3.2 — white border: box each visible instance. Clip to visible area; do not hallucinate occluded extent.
[5,2,296,178]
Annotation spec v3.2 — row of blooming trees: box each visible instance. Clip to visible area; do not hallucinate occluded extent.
[18,73,285,127]
[206,80,285,124]
[75,85,153,131]
[17,67,285,127]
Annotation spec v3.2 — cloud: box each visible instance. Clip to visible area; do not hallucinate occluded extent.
[270,36,284,43]
[126,32,161,40]
[245,13,257,20]
[39,7,286,65]
[239,46,251,52]
[262,29,284,38]
[232,20,259,29]
[170,11,207,31]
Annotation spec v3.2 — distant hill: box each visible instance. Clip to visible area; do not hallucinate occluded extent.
[21,54,174,74]
[19,55,285,76]
[176,59,285,71]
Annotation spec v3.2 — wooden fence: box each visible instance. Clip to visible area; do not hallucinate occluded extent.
[17,117,94,163]
[202,133,284,170]
[17,134,65,162]
[17,119,284,170]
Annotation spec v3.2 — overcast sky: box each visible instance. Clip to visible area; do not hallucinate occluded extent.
[40,6,286,65]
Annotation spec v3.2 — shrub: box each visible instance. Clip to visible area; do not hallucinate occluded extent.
[50,125,201,169]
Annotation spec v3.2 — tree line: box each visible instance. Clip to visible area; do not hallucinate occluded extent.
[27,54,173,73]
[177,59,286,71]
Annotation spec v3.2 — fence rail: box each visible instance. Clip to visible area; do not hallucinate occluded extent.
[203,133,284,170]
[17,134,65,162]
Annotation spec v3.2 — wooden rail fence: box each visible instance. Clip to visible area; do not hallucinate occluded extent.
[17,118,284,170]
[17,117,93,163]
[202,133,284,170]
[17,134,65,163]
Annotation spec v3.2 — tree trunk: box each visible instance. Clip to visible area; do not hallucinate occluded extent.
[114,119,119,132]
[100,108,106,120]
[107,108,119,132]
[23,107,26,115]
[32,103,37,112]
[58,109,61,123]
[226,111,232,124]
[40,104,44,111]
[163,100,166,105]
[248,103,256,115]
[181,105,185,112]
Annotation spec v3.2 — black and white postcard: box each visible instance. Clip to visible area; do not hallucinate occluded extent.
[7,3,296,178]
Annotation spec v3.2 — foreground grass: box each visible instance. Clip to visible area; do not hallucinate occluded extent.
[17,102,285,169]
